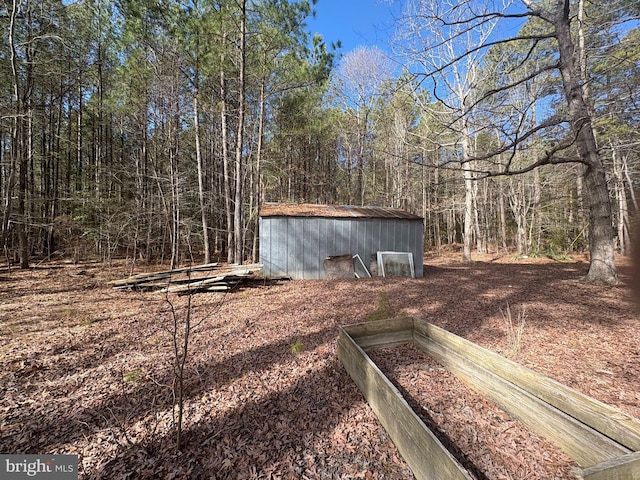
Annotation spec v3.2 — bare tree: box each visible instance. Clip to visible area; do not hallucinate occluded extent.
[399,0,625,284]
[163,286,226,451]
[336,46,394,205]
[6,0,33,268]
[399,0,501,261]
[2,0,21,261]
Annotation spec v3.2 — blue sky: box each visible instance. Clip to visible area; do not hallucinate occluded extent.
[306,0,400,57]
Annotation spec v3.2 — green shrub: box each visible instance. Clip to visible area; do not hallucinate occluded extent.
[290,339,304,355]
[124,369,143,383]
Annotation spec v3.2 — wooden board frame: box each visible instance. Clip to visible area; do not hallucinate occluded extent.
[337,317,640,480]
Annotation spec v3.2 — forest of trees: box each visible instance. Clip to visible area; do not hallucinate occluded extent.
[1,0,639,284]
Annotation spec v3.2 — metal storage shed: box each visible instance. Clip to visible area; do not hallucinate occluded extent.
[259,203,424,279]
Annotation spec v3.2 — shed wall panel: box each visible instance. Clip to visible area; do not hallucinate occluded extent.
[318,218,329,272]
[259,217,270,275]
[291,218,304,276]
[363,220,375,266]
[304,218,321,278]
[379,220,392,255]
[353,221,363,260]
[335,220,350,256]
[260,215,423,279]
[412,222,424,277]
[259,217,289,278]
[326,219,335,258]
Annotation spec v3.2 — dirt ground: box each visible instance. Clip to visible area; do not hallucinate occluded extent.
[1,253,639,479]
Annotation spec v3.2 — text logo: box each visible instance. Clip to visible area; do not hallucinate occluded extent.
[1,455,78,479]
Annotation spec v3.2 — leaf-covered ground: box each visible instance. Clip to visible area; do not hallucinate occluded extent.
[1,254,638,479]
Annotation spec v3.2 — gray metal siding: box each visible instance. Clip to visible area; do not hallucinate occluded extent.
[290,218,302,276]
[260,216,424,279]
[259,217,286,278]
[304,218,320,278]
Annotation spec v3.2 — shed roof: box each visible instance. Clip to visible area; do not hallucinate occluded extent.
[260,203,423,220]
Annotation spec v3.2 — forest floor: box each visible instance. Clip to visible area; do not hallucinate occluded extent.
[1,252,639,479]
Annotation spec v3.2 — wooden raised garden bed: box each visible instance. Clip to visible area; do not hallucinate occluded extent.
[337,317,640,480]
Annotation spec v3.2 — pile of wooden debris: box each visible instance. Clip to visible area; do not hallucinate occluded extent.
[109,263,263,294]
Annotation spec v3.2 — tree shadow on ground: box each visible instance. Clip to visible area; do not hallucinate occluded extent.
[393,383,490,480]
[2,323,338,454]
[88,360,379,479]
[389,260,629,340]
[2,258,636,479]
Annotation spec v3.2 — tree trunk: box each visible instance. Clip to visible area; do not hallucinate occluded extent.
[472,173,482,254]
[509,178,528,256]
[194,93,210,264]
[554,0,618,284]
[18,105,30,269]
[233,0,247,264]
[169,146,180,269]
[462,131,474,262]
[357,113,366,206]
[498,180,507,252]
[2,0,20,254]
[612,144,630,255]
[14,0,31,269]
[432,160,442,253]
[622,153,638,213]
[220,31,234,264]
[251,78,266,264]
[528,168,542,254]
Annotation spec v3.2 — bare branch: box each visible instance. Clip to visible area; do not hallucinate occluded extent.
[477,130,585,178]
[413,33,556,82]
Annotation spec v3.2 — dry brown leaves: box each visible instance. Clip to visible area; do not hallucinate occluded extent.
[0,254,638,479]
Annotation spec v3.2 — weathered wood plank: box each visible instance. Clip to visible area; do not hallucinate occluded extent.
[337,327,473,480]
[203,285,235,292]
[579,451,640,480]
[414,331,631,468]
[354,330,414,350]
[108,262,221,286]
[340,318,414,349]
[160,272,252,293]
[341,317,415,339]
[110,272,176,287]
[413,321,640,452]
[111,263,262,293]
[111,263,260,285]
